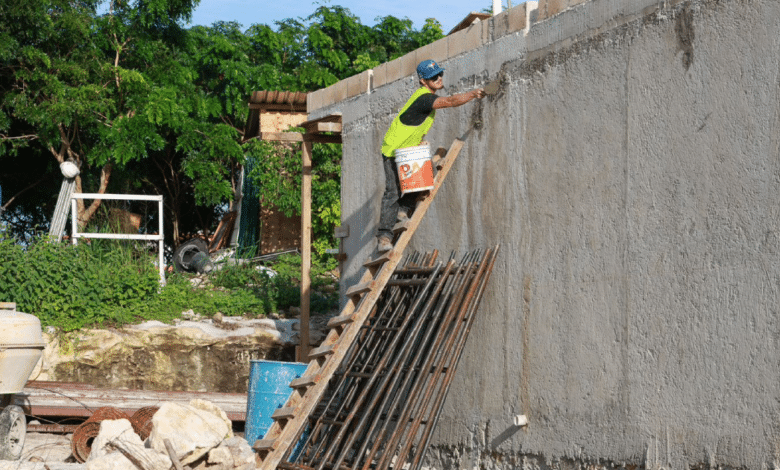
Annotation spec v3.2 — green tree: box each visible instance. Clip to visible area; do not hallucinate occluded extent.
[1,3,444,252]
[0,0,202,236]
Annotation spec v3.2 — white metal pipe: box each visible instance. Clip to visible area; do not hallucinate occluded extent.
[70,199,78,245]
[158,198,165,285]
[68,233,162,241]
[70,193,162,201]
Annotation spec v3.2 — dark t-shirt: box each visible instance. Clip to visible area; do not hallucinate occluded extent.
[399,93,437,126]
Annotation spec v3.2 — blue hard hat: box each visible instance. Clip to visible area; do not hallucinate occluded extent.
[417,60,445,80]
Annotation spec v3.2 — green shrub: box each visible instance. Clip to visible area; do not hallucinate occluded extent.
[0,236,160,331]
[0,235,339,331]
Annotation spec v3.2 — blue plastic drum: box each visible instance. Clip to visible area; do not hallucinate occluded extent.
[245,360,308,449]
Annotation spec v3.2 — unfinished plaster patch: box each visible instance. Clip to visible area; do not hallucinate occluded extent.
[675,5,695,70]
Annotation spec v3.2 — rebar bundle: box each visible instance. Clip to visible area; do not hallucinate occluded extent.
[278,246,499,470]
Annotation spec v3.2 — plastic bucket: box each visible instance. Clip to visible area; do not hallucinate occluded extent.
[245,360,308,449]
[394,144,434,196]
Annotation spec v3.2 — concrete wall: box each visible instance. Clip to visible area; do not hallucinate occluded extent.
[309,0,780,468]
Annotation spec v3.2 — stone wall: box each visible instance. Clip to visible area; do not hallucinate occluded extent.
[306,0,780,468]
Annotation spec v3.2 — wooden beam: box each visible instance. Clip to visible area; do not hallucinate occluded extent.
[248,104,307,112]
[303,122,342,134]
[298,112,342,129]
[257,132,341,144]
[299,141,313,362]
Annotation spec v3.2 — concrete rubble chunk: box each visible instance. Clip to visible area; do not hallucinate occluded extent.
[86,419,171,470]
[221,437,255,468]
[148,401,231,466]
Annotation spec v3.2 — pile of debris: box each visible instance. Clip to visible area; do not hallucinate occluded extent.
[14,400,255,470]
[84,399,254,470]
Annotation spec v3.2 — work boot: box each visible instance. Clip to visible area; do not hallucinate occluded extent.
[397,210,410,223]
[377,235,393,253]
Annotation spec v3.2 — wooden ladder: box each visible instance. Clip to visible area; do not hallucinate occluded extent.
[254,137,466,470]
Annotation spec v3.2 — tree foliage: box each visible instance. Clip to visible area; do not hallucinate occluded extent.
[0,2,444,251]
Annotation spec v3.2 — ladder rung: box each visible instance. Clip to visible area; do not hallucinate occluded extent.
[252,438,276,451]
[327,313,354,328]
[363,252,391,268]
[309,344,335,359]
[271,407,296,420]
[346,281,373,298]
[392,219,410,233]
[289,376,317,388]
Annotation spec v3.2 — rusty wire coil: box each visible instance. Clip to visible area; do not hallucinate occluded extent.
[129,406,159,441]
[70,407,129,463]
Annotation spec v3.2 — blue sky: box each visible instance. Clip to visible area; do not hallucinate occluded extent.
[186,0,501,33]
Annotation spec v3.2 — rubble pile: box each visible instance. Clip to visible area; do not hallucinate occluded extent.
[2,400,256,470]
[88,399,255,470]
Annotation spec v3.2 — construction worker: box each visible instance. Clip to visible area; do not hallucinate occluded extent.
[376,59,486,252]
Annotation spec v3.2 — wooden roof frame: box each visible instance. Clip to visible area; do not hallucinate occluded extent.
[244,109,343,361]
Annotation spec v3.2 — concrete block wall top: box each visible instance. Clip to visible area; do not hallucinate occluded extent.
[304,0,616,115]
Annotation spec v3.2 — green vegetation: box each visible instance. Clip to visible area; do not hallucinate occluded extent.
[0,1,444,251]
[0,236,339,332]
[0,1,443,330]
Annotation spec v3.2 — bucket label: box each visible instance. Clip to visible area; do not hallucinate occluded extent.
[398,160,434,195]
[395,144,434,196]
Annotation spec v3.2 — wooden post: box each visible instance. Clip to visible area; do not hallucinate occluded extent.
[300,141,313,361]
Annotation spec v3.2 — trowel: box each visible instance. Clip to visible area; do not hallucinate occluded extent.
[483,78,501,96]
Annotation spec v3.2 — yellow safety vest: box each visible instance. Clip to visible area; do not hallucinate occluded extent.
[381,87,436,158]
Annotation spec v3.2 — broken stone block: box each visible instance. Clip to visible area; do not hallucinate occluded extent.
[221,437,254,468]
[87,419,140,462]
[86,419,171,470]
[148,401,231,466]
[188,399,233,439]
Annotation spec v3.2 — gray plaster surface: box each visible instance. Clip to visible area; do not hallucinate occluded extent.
[314,0,780,468]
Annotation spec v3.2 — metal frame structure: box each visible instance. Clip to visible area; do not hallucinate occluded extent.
[278,247,499,470]
[70,193,165,284]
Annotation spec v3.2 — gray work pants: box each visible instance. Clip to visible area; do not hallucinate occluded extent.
[378,155,416,239]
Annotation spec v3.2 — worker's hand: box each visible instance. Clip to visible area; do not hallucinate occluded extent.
[472,89,486,99]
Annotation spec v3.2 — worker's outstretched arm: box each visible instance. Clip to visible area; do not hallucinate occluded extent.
[433,89,486,109]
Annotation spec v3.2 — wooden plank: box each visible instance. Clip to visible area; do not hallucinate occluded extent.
[345,281,373,298]
[300,142,313,362]
[256,138,466,470]
[307,122,342,133]
[392,219,411,233]
[15,381,247,421]
[289,376,317,389]
[308,344,335,359]
[297,113,342,128]
[363,253,391,269]
[253,439,276,451]
[327,313,354,328]
[271,407,297,420]
[257,132,341,144]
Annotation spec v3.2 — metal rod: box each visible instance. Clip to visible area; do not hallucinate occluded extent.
[410,246,499,470]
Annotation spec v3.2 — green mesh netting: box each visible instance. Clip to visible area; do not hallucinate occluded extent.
[237,156,261,257]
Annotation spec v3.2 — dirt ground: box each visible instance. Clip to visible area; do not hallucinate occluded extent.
[19,432,74,463]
